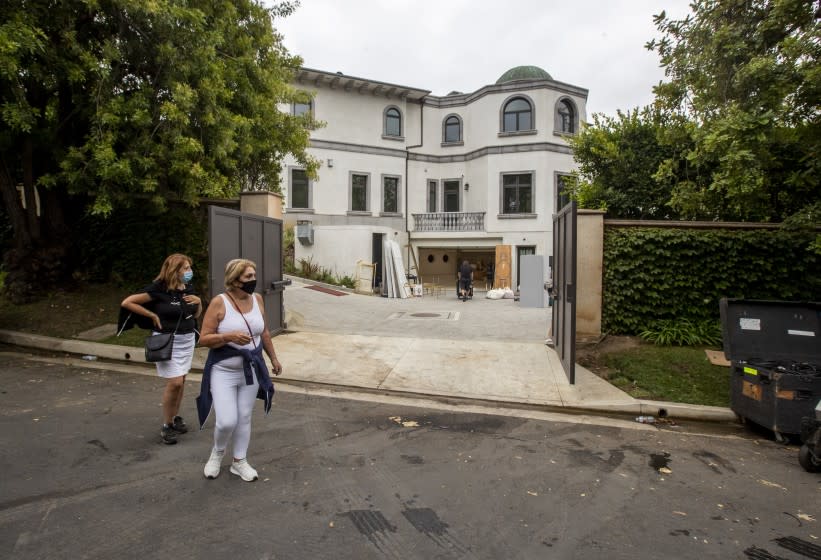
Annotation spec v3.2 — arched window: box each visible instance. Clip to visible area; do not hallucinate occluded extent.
[556,98,576,134]
[443,115,462,143]
[384,107,402,137]
[502,97,532,132]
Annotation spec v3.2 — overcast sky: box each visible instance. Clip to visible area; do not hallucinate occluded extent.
[271,0,695,119]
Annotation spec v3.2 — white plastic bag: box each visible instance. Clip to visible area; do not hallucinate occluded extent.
[486,288,504,300]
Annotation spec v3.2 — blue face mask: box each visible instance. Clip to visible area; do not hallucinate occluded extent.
[182,270,194,283]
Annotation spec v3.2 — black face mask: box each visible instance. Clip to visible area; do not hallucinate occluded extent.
[239,280,257,294]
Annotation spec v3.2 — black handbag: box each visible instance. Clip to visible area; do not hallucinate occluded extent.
[144,306,184,363]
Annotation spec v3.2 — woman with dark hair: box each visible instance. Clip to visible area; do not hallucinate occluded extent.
[121,254,202,444]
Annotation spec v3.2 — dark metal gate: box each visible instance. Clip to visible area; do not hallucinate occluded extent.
[208,205,286,334]
[551,201,577,383]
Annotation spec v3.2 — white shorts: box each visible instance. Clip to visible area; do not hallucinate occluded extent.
[153,332,196,378]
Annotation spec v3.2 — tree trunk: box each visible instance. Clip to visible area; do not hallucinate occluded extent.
[1,139,74,303]
[0,154,30,251]
[22,137,41,242]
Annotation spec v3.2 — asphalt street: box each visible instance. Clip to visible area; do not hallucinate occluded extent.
[1,354,819,560]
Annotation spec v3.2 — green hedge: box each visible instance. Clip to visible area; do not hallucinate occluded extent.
[602,228,821,335]
[75,203,209,290]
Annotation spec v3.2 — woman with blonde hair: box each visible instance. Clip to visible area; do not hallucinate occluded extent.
[121,253,202,444]
[196,258,282,481]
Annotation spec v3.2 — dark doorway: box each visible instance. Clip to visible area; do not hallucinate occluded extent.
[372,233,384,291]
[443,180,460,212]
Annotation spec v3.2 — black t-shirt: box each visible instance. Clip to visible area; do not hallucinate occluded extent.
[459,263,472,281]
[146,281,197,333]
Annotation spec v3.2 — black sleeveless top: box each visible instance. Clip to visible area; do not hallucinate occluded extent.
[146,281,197,333]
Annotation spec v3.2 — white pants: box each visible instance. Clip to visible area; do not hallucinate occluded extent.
[210,366,259,459]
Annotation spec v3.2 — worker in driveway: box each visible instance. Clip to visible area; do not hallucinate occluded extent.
[458,260,473,302]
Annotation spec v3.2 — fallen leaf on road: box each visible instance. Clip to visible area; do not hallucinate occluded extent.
[388,416,419,427]
[659,467,672,474]
[673,511,687,516]
[797,513,816,522]
[757,479,787,491]
[527,491,538,496]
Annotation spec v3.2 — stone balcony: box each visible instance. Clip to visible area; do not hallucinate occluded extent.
[412,212,485,232]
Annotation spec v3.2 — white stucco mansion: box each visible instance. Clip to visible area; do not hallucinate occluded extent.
[280,65,587,291]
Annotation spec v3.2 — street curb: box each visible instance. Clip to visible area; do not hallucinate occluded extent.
[0,329,736,423]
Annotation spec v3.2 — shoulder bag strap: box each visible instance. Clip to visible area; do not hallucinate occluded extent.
[225,292,257,348]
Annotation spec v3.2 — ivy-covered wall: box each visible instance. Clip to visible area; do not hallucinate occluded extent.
[602,227,821,334]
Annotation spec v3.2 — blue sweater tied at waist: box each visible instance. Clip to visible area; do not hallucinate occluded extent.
[196,344,275,429]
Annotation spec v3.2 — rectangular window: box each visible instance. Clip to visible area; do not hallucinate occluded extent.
[556,174,571,210]
[427,180,438,212]
[291,169,309,209]
[351,173,368,212]
[502,173,533,214]
[293,100,312,116]
[443,180,460,212]
[383,176,399,213]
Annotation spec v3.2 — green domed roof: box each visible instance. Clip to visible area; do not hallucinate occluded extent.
[495,65,552,84]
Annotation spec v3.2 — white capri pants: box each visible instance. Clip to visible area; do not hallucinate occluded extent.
[210,364,259,459]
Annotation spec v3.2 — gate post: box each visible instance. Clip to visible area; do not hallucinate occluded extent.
[240,191,284,219]
[576,210,604,340]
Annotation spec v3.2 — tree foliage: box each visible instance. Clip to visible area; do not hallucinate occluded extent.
[0,0,318,300]
[647,0,821,221]
[567,108,681,219]
[571,0,820,223]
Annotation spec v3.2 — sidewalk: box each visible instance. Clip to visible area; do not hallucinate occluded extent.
[0,279,735,422]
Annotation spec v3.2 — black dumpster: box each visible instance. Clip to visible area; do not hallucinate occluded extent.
[720,299,821,442]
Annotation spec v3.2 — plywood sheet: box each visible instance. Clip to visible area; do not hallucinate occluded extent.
[705,349,731,367]
[494,245,511,289]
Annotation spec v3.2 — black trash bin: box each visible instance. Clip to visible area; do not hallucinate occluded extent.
[720,298,821,442]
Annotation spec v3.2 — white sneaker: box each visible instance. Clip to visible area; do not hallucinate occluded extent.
[203,448,225,479]
[229,458,259,482]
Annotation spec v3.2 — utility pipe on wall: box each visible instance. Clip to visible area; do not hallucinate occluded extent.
[404,96,426,269]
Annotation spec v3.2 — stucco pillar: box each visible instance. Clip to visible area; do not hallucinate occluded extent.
[576,209,604,340]
[239,191,284,219]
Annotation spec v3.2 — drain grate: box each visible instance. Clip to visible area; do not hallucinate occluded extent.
[387,311,460,321]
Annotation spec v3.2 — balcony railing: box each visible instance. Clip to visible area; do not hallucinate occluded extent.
[413,211,485,232]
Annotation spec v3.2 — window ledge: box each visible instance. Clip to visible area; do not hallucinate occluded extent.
[553,130,576,138]
[498,213,538,219]
[498,130,538,138]
[347,210,372,216]
[441,141,464,147]
[380,212,403,217]
[382,135,405,142]
[286,208,315,214]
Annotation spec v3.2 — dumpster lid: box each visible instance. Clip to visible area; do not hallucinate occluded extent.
[720,299,821,363]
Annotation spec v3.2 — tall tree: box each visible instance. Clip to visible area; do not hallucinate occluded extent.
[647,0,821,221]
[0,0,318,301]
[567,107,683,219]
